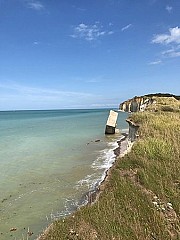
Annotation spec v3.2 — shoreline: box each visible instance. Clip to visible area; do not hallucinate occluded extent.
[38,132,132,240]
[86,133,129,205]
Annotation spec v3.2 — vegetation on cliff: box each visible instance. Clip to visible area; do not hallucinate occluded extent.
[39,96,180,240]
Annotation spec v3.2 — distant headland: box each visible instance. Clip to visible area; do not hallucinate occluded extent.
[119,93,180,112]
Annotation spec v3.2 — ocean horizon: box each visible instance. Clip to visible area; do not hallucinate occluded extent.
[0,109,128,239]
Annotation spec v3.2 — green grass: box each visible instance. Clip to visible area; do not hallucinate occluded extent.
[39,97,180,240]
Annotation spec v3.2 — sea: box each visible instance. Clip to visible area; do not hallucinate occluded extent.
[0,109,128,240]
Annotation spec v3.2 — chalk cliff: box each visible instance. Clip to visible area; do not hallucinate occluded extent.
[119,96,153,112]
[119,93,180,112]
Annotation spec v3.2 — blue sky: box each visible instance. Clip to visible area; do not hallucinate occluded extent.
[0,0,180,110]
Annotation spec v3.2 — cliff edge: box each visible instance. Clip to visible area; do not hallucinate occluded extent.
[119,93,180,112]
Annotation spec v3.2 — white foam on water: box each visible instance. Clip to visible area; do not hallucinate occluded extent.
[76,173,97,190]
[53,136,124,219]
[92,145,117,170]
[50,197,85,220]
[91,135,126,171]
[75,135,126,194]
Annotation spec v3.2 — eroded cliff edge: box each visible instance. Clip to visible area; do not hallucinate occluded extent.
[119,93,180,112]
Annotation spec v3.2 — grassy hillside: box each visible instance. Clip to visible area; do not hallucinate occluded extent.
[39,97,180,240]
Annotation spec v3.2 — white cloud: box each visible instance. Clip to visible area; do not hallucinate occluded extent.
[121,24,132,32]
[71,23,114,41]
[148,60,162,65]
[152,27,180,59]
[33,41,40,45]
[152,26,180,44]
[71,5,86,11]
[162,48,180,58]
[27,1,44,10]
[0,83,93,98]
[0,82,121,110]
[0,83,99,110]
[169,51,180,57]
[108,31,114,35]
[166,5,173,13]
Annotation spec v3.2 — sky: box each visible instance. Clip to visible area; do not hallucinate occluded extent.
[0,0,180,110]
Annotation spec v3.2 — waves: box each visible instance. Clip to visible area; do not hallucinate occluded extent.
[53,134,128,220]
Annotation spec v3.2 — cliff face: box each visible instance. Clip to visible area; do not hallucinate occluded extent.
[119,93,180,113]
[119,96,153,112]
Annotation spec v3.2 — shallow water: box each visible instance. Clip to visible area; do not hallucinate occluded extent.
[0,109,128,239]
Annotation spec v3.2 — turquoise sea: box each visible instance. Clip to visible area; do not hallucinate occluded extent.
[0,109,128,240]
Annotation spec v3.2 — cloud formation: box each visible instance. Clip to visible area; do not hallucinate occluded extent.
[166,5,173,13]
[33,41,40,45]
[71,23,114,41]
[27,1,44,10]
[152,27,180,59]
[0,83,98,109]
[152,27,180,44]
[0,83,93,98]
[121,24,132,32]
[148,60,162,65]
[0,82,120,110]
[162,48,180,58]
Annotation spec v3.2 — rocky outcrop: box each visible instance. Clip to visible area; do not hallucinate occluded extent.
[126,118,140,142]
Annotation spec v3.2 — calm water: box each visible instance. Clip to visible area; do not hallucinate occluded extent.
[0,109,128,239]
